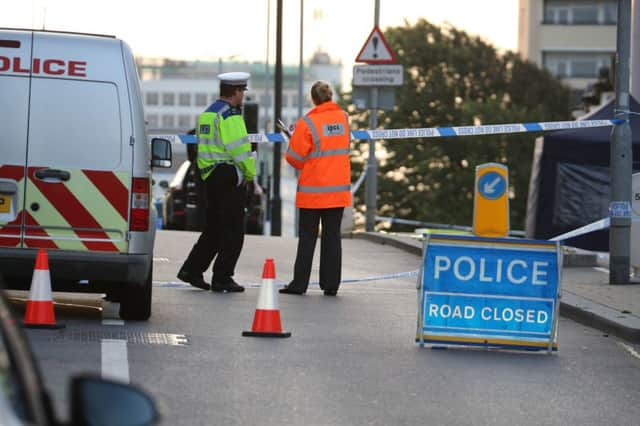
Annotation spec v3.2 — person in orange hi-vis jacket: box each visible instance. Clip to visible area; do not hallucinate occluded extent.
[280,81,351,296]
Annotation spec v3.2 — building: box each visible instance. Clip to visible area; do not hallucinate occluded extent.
[518,0,617,108]
[137,50,342,135]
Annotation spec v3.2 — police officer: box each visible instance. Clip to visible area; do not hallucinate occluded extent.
[177,72,255,292]
[280,81,351,296]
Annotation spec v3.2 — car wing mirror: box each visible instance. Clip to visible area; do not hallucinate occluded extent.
[151,138,172,168]
[70,375,160,425]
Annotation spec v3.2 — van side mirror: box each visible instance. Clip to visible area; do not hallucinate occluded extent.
[151,138,172,168]
[70,375,160,425]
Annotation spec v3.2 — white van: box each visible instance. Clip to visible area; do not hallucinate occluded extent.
[0,29,172,320]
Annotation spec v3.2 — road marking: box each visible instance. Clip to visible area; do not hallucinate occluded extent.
[101,339,129,383]
[593,267,609,274]
[101,300,128,383]
[618,342,640,361]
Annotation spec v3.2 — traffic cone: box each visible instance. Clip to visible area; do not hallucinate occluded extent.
[242,258,291,338]
[23,249,65,329]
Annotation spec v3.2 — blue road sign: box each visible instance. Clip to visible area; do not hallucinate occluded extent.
[417,234,561,351]
[477,171,506,200]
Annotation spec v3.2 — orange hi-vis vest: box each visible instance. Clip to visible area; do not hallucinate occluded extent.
[285,101,352,209]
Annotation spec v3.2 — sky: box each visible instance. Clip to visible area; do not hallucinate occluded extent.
[1,0,519,84]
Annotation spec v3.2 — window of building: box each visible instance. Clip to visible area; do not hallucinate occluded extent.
[572,5,599,24]
[557,8,569,24]
[543,51,613,79]
[145,92,159,106]
[195,93,208,106]
[603,2,617,24]
[146,114,159,128]
[178,114,193,129]
[545,5,567,24]
[556,62,568,78]
[161,114,175,128]
[259,94,272,106]
[543,1,617,25]
[162,92,175,106]
[571,60,598,78]
[179,93,191,106]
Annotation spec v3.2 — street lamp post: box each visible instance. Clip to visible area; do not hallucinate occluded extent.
[272,0,283,236]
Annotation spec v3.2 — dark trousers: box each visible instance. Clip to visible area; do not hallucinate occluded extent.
[181,164,245,283]
[291,207,344,292]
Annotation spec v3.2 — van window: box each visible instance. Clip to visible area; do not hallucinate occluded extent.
[27,79,122,170]
[0,76,30,165]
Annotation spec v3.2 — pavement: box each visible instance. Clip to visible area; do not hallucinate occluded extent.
[348,231,640,343]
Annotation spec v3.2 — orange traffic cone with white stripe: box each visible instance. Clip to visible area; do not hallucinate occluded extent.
[23,249,65,329]
[242,258,291,338]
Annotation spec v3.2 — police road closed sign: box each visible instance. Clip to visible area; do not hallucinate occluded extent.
[417,234,561,351]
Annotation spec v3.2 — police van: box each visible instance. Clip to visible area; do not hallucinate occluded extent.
[0,29,172,320]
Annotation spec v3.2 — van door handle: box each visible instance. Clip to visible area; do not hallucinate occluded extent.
[34,168,71,182]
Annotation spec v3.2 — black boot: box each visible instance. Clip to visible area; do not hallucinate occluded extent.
[211,279,245,293]
[177,270,211,291]
[279,283,306,295]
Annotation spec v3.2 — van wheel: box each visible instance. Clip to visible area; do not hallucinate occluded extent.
[119,265,153,321]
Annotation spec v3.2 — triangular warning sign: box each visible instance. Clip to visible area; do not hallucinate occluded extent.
[355,26,397,64]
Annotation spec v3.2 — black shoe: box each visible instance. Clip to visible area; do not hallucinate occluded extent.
[211,279,245,293]
[323,289,338,296]
[177,270,211,291]
[279,285,306,295]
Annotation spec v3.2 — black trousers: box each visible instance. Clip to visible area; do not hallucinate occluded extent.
[291,207,344,292]
[181,164,245,283]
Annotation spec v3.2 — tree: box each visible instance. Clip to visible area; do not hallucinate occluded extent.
[582,63,614,110]
[344,20,571,231]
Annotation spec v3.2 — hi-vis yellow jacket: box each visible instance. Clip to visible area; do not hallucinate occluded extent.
[197,100,256,181]
[286,101,351,209]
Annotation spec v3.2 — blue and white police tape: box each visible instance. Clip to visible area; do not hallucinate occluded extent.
[154,269,419,289]
[351,168,367,195]
[175,133,288,144]
[376,216,528,237]
[173,118,623,144]
[550,218,611,241]
[350,118,623,141]
[550,215,640,241]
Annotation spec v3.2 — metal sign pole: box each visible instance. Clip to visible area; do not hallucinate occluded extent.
[365,87,378,231]
[417,235,429,348]
[610,0,632,284]
[549,241,563,354]
[365,0,381,232]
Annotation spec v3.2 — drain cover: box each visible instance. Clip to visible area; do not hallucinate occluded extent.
[47,330,190,346]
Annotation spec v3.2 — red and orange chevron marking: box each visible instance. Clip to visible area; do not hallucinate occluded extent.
[0,164,131,252]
